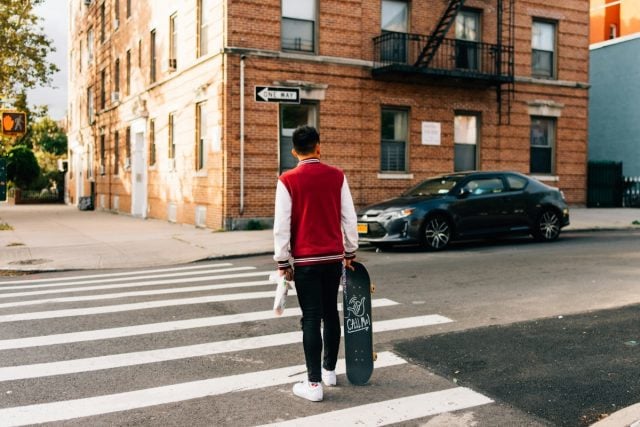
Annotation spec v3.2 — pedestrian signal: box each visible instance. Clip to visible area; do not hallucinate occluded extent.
[1,111,27,137]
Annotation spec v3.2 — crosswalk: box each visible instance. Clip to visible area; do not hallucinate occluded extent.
[0,261,493,426]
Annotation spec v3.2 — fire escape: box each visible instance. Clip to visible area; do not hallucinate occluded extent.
[373,0,515,124]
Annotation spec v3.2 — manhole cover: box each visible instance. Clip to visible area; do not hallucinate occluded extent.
[9,258,52,266]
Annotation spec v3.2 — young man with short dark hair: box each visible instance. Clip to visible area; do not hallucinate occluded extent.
[273,125,358,402]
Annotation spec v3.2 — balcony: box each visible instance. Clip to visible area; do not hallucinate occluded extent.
[372,32,514,85]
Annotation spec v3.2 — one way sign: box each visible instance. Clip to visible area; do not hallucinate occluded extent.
[254,86,300,104]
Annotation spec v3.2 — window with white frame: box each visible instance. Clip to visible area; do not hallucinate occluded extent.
[196,103,207,170]
[282,0,316,53]
[454,113,479,172]
[381,108,408,172]
[197,0,211,57]
[532,20,556,78]
[530,116,555,174]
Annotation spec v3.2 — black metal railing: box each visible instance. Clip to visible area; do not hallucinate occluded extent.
[623,176,640,207]
[373,32,513,83]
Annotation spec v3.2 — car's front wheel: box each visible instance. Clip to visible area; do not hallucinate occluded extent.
[533,209,561,242]
[421,215,451,251]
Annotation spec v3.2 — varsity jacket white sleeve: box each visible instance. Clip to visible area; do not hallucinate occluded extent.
[341,176,359,258]
[273,180,292,268]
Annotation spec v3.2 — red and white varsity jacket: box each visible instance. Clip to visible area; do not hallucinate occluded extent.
[273,158,358,269]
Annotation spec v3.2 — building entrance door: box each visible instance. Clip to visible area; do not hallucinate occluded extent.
[131,132,147,217]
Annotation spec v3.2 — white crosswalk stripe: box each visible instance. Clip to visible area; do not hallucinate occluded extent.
[0,262,493,426]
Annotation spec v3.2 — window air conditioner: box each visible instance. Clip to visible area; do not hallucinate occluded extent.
[168,58,177,70]
[84,0,91,5]
[99,164,105,175]
[111,91,120,103]
[124,157,131,169]
[113,18,119,29]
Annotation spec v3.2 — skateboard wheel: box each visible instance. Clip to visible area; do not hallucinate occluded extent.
[370,284,376,294]
[373,352,378,361]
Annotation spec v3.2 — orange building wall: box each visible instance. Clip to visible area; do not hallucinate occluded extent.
[591,0,640,43]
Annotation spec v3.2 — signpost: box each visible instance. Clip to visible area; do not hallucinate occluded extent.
[1,110,27,137]
[254,86,300,104]
[0,158,7,202]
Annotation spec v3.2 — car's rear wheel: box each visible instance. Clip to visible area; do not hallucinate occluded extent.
[421,215,451,251]
[533,209,561,242]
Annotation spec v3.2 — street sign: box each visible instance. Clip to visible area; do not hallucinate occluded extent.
[0,158,7,202]
[1,111,27,137]
[254,86,300,104]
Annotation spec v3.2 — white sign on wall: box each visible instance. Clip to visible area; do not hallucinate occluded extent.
[421,121,441,146]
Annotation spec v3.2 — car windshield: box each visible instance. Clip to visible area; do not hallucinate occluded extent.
[403,177,462,197]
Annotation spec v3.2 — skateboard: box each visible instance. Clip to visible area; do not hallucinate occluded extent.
[343,261,376,385]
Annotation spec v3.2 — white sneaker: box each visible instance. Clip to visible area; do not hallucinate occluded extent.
[292,380,323,402]
[321,368,337,386]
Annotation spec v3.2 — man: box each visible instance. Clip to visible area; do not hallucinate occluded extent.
[273,125,358,402]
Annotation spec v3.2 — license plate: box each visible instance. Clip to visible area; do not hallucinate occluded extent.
[357,223,368,234]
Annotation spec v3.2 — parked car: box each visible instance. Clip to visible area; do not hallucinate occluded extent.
[357,171,570,251]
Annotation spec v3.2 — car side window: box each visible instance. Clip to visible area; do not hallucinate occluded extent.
[464,178,505,195]
[506,175,528,191]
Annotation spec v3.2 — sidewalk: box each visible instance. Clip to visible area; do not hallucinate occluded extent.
[0,204,639,272]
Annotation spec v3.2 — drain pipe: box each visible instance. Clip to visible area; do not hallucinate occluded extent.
[239,55,246,216]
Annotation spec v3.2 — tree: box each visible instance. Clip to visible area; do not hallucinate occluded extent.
[6,144,40,188]
[30,116,66,155]
[0,0,59,97]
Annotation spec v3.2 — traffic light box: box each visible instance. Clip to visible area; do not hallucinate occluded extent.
[0,158,7,202]
[1,111,27,137]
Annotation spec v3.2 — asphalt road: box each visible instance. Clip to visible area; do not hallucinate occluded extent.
[0,230,638,426]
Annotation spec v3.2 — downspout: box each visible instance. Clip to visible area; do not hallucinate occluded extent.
[240,55,245,215]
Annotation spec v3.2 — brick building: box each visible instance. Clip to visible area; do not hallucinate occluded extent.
[67,0,589,230]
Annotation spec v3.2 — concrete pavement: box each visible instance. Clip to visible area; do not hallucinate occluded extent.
[1,204,639,272]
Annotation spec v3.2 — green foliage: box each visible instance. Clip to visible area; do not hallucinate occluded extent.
[246,219,265,230]
[30,116,67,155]
[0,0,59,97]
[6,144,39,188]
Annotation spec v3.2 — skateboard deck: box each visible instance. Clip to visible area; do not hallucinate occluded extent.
[343,261,374,385]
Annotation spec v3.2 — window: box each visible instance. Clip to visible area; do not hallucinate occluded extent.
[149,119,156,166]
[100,2,106,43]
[506,174,527,191]
[125,50,131,96]
[114,58,120,94]
[169,13,177,70]
[126,0,131,18]
[532,20,556,78]
[455,10,480,70]
[197,0,211,57]
[530,117,555,174]
[87,86,95,124]
[463,177,505,195]
[381,0,408,62]
[380,108,408,172]
[150,29,157,83]
[114,0,119,28]
[125,126,131,166]
[196,102,207,170]
[279,103,317,173]
[100,68,106,109]
[168,113,175,159]
[87,28,94,64]
[282,0,316,52]
[454,113,479,172]
[114,130,119,174]
[99,130,106,172]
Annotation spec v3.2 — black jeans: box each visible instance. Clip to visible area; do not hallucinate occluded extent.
[294,262,342,383]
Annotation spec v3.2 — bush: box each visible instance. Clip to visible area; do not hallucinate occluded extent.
[6,145,40,189]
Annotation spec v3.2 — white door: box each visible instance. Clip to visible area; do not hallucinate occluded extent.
[131,132,147,217]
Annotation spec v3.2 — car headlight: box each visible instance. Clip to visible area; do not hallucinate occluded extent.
[382,208,415,221]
